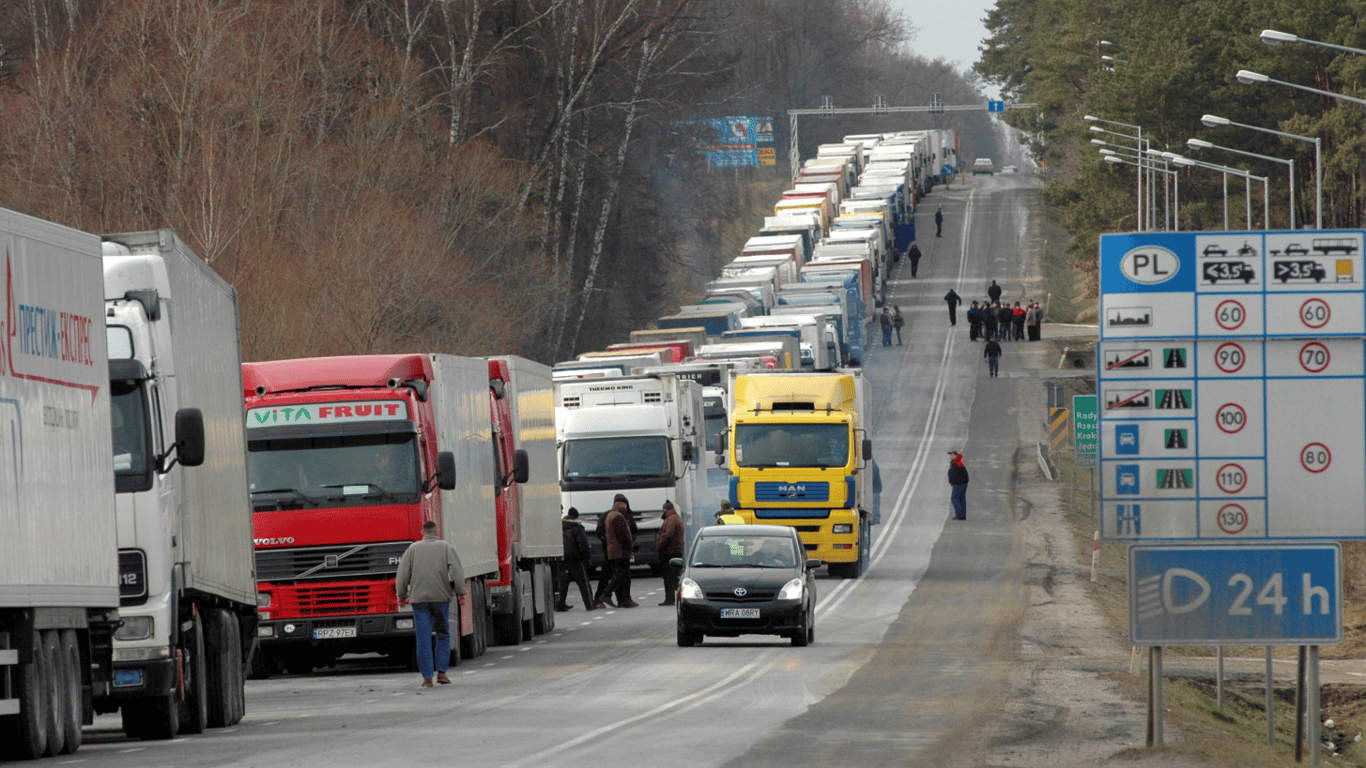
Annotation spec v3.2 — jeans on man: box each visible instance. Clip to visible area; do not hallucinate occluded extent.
[987,356,999,377]
[411,601,451,679]
[951,484,968,519]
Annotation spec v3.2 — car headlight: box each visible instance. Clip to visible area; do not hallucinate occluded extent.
[778,578,805,601]
[114,616,154,641]
[832,524,853,534]
[679,578,703,600]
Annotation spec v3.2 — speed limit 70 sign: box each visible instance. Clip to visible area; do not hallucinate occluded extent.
[1129,544,1341,645]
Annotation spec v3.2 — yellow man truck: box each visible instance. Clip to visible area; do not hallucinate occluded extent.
[715,371,874,578]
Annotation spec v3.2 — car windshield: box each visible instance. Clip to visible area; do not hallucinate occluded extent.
[734,423,848,468]
[562,436,671,481]
[690,536,798,568]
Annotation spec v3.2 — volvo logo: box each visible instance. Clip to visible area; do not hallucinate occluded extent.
[733,587,748,597]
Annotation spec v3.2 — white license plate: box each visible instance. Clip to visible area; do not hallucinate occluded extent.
[719,608,760,619]
[313,627,356,639]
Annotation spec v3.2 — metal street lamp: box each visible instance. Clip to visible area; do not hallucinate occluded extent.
[1202,113,1321,229]
[1106,155,1180,230]
[1172,155,1269,230]
[1086,115,1149,230]
[1188,138,1296,229]
[1260,29,1366,56]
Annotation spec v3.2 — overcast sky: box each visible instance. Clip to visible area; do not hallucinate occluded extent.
[890,0,997,89]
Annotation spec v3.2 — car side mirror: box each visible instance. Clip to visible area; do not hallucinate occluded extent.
[805,558,822,571]
[513,449,530,484]
[436,451,457,490]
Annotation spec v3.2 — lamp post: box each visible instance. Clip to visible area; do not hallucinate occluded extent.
[1172,155,1270,230]
[1104,154,1180,230]
[1237,64,1366,227]
[1188,138,1295,229]
[1086,115,1148,230]
[1202,113,1320,229]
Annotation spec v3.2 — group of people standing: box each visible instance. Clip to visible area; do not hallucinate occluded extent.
[556,494,688,613]
[879,306,905,346]
[964,282,1043,344]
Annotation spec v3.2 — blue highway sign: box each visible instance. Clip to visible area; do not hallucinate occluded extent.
[1129,544,1341,645]
[988,100,1005,113]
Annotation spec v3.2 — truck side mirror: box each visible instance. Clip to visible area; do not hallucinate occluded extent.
[862,439,873,461]
[513,449,530,484]
[436,451,457,490]
[173,408,205,468]
[680,441,695,463]
[713,431,727,457]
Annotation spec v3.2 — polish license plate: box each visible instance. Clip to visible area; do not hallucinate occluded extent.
[313,627,357,639]
[719,608,760,619]
[113,669,143,687]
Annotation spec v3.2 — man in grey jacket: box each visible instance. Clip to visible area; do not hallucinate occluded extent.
[396,520,467,688]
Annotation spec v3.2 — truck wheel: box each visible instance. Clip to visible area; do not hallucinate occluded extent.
[446,601,462,668]
[179,615,208,735]
[492,572,523,646]
[41,630,65,757]
[58,630,83,754]
[226,611,245,726]
[205,609,234,728]
[533,564,553,635]
[122,691,179,740]
[6,630,50,758]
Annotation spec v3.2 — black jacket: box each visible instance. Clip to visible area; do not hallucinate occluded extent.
[562,519,591,562]
[984,340,1003,358]
[944,290,961,307]
[948,462,969,486]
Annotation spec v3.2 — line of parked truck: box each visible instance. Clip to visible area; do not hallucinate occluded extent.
[551,129,957,580]
[1,127,955,760]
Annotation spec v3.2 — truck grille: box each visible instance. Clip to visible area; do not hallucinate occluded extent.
[754,482,829,502]
[255,542,411,583]
[278,582,397,617]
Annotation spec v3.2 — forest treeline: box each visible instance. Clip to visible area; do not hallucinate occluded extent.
[0,0,992,362]
[976,0,1366,282]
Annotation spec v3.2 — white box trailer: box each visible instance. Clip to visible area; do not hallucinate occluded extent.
[431,355,501,577]
[493,356,561,561]
[99,229,254,739]
[0,209,118,759]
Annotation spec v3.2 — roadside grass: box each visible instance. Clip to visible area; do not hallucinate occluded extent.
[1039,217,1366,766]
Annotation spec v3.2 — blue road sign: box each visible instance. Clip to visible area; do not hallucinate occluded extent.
[988,100,1004,113]
[1129,544,1341,645]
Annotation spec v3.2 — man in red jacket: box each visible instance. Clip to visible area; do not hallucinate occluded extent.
[656,500,684,605]
[600,494,638,608]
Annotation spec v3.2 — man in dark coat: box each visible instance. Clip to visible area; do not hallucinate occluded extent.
[594,494,638,607]
[656,501,684,605]
[600,495,638,608]
[947,452,969,520]
[997,303,1013,341]
[907,243,922,277]
[983,335,1003,378]
[987,280,1002,304]
[966,301,982,341]
[934,207,944,237]
[943,289,961,326]
[982,302,998,340]
[556,508,595,612]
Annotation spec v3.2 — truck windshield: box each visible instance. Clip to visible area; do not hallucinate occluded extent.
[111,380,153,493]
[247,433,419,507]
[562,436,671,481]
[703,398,727,447]
[734,423,848,468]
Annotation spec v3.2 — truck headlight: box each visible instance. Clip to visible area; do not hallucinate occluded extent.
[778,578,805,601]
[114,616,154,641]
[832,524,853,534]
[679,578,703,600]
[257,592,272,608]
[396,618,415,630]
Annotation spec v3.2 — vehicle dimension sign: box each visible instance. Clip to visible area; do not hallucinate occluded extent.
[1129,544,1341,645]
[1100,229,1366,541]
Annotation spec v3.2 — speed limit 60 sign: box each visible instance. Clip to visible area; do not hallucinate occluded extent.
[1129,544,1341,645]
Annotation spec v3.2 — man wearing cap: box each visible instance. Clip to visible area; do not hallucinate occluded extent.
[947,452,969,520]
[656,501,684,606]
[598,495,638,608]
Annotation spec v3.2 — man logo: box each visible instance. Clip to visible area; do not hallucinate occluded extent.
[1120,246,1180,285]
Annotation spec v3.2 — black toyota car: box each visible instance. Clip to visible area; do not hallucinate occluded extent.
[671,524,819,647]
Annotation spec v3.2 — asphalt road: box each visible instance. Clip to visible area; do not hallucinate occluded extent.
[71,172,1047,768]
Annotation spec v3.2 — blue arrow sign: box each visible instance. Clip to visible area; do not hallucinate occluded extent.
[988,100,1005,113]
[1129,544,1341,645]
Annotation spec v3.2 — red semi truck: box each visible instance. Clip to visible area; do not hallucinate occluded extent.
[242,354,559,675]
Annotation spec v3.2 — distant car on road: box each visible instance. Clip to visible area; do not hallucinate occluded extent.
[972,158,995,175]
[673,524,817,647]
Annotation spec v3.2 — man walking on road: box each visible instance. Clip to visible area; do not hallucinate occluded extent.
[395,520,466,688]
[983,335,1003,377]
[943,289,961,326]
[892,306,905,345]
[556,508,595,612]
[880,307,893,346]
[656,501,684,605]
[600,494,638,608]
[907,243,922,277]
[934,207,944,237]
[987,280,1002,304]
[947,452,969,520]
